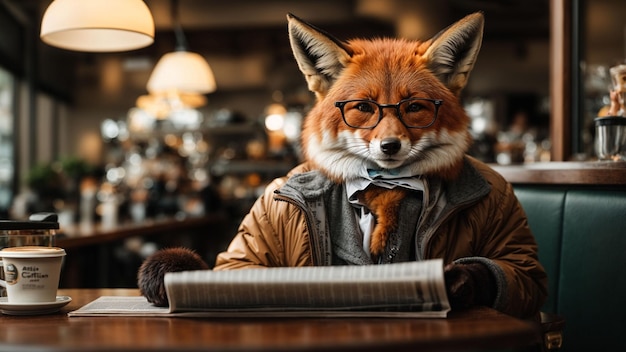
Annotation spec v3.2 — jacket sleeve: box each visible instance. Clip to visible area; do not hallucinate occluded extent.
[213,177,313,271]
[463,169,548,319]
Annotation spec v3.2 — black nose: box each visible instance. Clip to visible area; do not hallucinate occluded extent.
[380,138,401,155]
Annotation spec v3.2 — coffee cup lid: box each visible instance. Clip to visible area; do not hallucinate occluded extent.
[0,246,65,258]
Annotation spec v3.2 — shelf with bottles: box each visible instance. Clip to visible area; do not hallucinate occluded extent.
[207,138,299,220]
[101,109,302,221]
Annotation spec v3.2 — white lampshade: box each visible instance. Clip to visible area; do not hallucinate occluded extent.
[147,51,217,94]
[40,0,155,52]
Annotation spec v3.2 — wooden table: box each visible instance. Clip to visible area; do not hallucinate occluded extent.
[0,289,541,352]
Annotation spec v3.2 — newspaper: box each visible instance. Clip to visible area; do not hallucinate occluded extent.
[69,259,450,318]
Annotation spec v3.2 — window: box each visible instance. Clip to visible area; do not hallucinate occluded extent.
[0,66,14,217]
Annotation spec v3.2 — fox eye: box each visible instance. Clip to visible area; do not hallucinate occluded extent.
[405,101,425,113]
[355,102,375,113]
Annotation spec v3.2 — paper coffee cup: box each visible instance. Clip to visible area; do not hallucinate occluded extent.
[0,246,65,303]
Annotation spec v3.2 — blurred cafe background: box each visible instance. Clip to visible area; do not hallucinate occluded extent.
[0,0,624,287]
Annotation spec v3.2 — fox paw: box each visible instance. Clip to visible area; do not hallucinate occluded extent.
[137,247,209,307]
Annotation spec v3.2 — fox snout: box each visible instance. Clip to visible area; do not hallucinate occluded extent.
[380,137,401,155]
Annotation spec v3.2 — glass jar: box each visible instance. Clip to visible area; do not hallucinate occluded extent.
[0,213,59,249]
[595,117,626,161]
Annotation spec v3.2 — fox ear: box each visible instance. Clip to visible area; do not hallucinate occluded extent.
[424,12,484,96]
[287,13,352,99]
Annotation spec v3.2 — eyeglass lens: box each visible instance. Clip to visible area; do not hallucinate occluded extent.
[339,99,438,128]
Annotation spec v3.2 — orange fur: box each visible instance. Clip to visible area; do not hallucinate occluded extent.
[361,186,408,256]
[288,13,484,257]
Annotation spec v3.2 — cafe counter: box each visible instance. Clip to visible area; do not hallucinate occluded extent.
[56,214,229,288]
[489,160,626,186]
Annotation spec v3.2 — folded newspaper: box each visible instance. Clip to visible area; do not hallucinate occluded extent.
[69,259,450,318]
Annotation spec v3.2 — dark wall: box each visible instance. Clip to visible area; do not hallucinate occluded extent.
[0,5,25,76]
[0,3,76,102]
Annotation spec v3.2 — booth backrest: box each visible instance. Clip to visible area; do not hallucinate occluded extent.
[514,186,626,352]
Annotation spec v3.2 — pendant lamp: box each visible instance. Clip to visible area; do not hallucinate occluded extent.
[147,51,216,94]
[40,0,155,52]
[146,0,216,95]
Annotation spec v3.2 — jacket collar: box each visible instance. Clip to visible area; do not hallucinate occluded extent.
[278,169,335,203]
[280,157,491,207]
[443,157,492,207]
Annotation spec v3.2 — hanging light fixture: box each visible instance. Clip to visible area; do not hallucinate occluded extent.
[40,0,155,52]
[146,0,216,95]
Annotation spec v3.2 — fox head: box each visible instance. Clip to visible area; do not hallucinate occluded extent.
[287,13,484,181]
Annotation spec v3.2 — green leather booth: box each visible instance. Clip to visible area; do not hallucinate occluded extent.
[514,186,626,352]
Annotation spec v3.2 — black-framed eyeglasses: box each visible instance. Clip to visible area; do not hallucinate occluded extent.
[334,98,443,129]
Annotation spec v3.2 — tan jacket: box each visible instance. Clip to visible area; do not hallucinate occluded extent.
[215,157,548,318]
